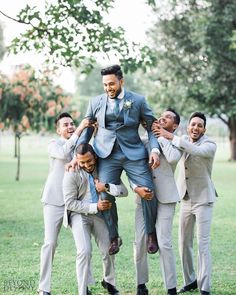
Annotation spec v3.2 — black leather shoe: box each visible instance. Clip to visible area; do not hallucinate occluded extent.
[101,279,119,295]
[200,291,210,295]
[167,287,177,295]
[109,237,122,255]
[177,280,198,293]
[147,232,158,254]
[136,284,149,295]
[38,291,51,295]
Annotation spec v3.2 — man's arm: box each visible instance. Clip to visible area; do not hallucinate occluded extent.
[74,100,97,148]
[63,171,97,214]
[48,134,78,160]
[95,179,128,197]
[152,123,216,159]
[158,136,182,164]
[49,119,93,160]
[140,98,160,152]
[172,135,216,158]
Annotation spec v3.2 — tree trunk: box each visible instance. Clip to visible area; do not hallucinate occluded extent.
[229,116,236,161]
[15,134,21,181]
[14,133,17,158]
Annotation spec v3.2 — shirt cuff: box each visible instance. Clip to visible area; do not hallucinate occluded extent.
[129,180,138,191]
[88,203,98,214]
[151,148,160,155]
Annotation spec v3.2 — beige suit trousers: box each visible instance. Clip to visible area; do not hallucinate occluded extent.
[38,204,64,292]
[179,199,213,292]
[134,201,177,289]
[71,213,115,295]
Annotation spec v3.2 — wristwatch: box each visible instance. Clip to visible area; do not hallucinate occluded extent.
[105,183,110,192]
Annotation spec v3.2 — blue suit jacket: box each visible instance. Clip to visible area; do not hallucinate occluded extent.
[78,90,159,160]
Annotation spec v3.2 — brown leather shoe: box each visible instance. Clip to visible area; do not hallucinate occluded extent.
[109,237,123,255]
[147,232,158,254]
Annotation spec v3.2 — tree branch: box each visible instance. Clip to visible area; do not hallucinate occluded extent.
[218,114,229,126]
[0,10,30,25]
[0,10,48,34]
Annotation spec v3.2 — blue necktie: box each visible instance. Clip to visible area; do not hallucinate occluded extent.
[113,98,120,117]
[88,174,99,203]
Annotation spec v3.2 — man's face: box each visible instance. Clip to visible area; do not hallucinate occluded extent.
[102,74,124,98]
[187,117,206,142]
[159,111,178,132]
[76,152,96,173]
[57,117,75,139]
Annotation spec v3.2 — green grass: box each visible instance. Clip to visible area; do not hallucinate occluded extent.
[0,134,236,294]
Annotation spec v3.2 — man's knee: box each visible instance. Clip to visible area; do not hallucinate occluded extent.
[77,247,91,261]
[42,240,58,250]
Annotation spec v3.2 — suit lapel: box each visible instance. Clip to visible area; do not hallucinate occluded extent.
[123,90,132,125]
[99,94,107,128]
[184,135,205,161]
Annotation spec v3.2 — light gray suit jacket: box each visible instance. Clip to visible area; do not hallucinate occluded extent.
[63,168,128,227]
[172,134,217,203]
[137,136,181,204]
[41,134,78,206]
[80,89,159,160]
[153,136,182,203]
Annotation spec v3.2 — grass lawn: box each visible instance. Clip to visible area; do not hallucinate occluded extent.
[0,134,235,295]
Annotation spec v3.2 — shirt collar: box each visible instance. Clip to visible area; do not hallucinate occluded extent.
[117,87,125,99]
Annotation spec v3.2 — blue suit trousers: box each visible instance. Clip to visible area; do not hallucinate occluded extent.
[98,144,157,239]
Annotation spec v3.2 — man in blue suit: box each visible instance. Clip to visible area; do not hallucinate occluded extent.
[80,64,160,255]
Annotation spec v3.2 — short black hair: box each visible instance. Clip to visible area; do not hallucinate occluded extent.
[189,112,206,127]
[166,108,180,125]
[101,64,123,80]
[75,143,96,157]
[55,112,72,127]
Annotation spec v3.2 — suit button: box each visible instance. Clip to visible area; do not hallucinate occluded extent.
[186,177,188,180]
[185,167,187,169]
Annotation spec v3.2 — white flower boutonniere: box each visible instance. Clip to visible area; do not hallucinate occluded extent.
[123,100,133,110]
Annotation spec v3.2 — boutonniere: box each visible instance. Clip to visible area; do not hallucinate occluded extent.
[123,100,133,110]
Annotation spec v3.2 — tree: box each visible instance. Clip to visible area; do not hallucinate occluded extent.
[0,64,78,180]
[0,22,5,60]
[0,0,155,73]
[146,0,236,160]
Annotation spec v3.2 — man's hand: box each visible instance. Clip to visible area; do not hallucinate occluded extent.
[74,118,96,136]
[134,186,154,200]
[65,158,78,172]
[94,179,106,193]
[97,199,112,211]
[152,121,174,140]
[149,152,160,169]
[151,120,161,133]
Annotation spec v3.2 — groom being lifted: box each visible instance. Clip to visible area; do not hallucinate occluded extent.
[79,64,160,255]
